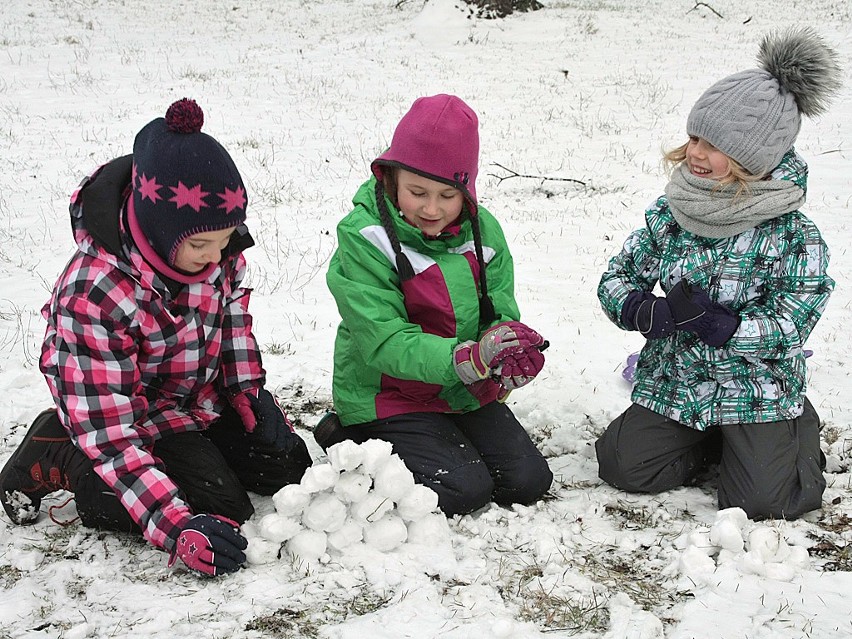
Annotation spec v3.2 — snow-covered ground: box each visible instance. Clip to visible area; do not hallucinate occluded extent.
[1,1,851,637]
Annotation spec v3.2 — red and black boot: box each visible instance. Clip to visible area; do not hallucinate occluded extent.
[0,409,86,525]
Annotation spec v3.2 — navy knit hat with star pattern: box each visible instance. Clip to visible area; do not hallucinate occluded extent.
[131,98,247,267]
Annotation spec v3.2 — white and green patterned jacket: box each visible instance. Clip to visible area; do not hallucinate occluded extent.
[598,151,834,430]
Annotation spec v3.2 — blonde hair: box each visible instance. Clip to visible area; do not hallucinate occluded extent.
[664,141,766,198]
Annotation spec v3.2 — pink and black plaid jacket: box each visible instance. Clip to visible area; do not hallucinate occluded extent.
[39,167,264,552]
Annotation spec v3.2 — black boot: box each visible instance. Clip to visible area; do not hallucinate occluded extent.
[1,409,87,525]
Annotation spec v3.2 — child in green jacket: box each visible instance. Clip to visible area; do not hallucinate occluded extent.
[317,94,552,515]
[596,28,840,520]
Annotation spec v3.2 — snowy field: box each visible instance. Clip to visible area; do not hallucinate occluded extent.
[1,0,851,637]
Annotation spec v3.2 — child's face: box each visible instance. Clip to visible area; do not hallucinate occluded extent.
[173,227,236,273]
[686,136,731,180]
[395,169,465,237]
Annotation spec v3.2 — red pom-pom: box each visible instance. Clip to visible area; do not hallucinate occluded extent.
[165,98,204,134]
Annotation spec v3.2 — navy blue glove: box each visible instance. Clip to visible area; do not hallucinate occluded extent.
[230,388,299,452]
[169,514,247,577]
[666,279,740,347]
[621,291,675,340]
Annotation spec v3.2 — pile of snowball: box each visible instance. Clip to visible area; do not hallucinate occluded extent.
[242,439,450,564]
[676,507,810,582]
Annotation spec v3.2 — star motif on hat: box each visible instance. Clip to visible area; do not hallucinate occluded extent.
[138,173,163,203]
[218,185,246,214]
[169,181,210,212]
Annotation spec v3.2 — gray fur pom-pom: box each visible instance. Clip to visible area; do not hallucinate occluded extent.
[758,26,842,117]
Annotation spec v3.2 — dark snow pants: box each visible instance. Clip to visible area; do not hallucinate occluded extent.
[595,400,825,520]
[64,407,311,533]
[330,401,553,516]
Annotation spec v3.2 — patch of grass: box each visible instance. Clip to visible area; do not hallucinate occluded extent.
[262,341,295,356]
[275,385,334,430]
[604,501,657,529]
[822,424,842,446]
[552,477,600,490]
[0,564,24,588]
[519,587,608,634]
[579,549,678,613]
[38,525,84,560]
[496,554,608,634]
[816,511,852,534]
[808,537,852,572]
[245,585,393,637]
[245,608,320,638]
[65,576,92,599]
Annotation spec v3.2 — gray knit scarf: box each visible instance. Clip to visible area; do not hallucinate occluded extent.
[665,164,805,239]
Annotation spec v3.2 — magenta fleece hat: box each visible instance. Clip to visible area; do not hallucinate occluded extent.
[372,94,480,215]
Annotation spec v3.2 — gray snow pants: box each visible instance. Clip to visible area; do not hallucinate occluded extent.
[595,399,825,520]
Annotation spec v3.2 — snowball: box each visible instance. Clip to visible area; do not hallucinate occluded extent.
[327,440,366,472]
[302,494,347,532]
[685,530,715,555]
[407,512,451,545]
[739,551,766,576]
[240,520,260,539]
[351,492,394,523]
[606,592,665,639]
[709,518,744,553]
[327,519,364,552]
[334,471,372,503]
[396,484,439,522]
[10,549,44,571]
[762,561,797,582]
[358,439,394,476]
[257,513,301,543]
[287,529,327,561]
[363,514,408,551]
[64,623,91,639]
[245,537,282,565]
[272,484,311,516]
[300,464,339,493]
[786,545,810,569]
[714,507,749,529]
[373,454,415,502]
[678,545,716,579]
[747,527,789,563]
[490,619,518,638]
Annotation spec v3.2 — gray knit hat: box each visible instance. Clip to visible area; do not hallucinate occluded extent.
[687,27,841,176]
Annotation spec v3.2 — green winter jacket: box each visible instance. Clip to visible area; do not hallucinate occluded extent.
[598,151,834,430]
[328,177,520,426]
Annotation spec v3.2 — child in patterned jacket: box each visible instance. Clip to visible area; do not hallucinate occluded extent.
[596,28,841,520]
[315,94,553,515]
[0,99,311,577]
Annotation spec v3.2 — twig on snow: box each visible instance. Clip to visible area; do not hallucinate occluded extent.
[687,2,724,18]
[489,162,586,187]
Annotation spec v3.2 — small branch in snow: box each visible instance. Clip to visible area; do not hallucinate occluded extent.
[489,162,587,187]
[687,2,724,18]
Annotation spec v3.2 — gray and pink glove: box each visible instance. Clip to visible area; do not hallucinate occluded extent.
[230,388,298,452]
[169,514,247,577]
[453,321,546,387]
[496,347,546,391]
